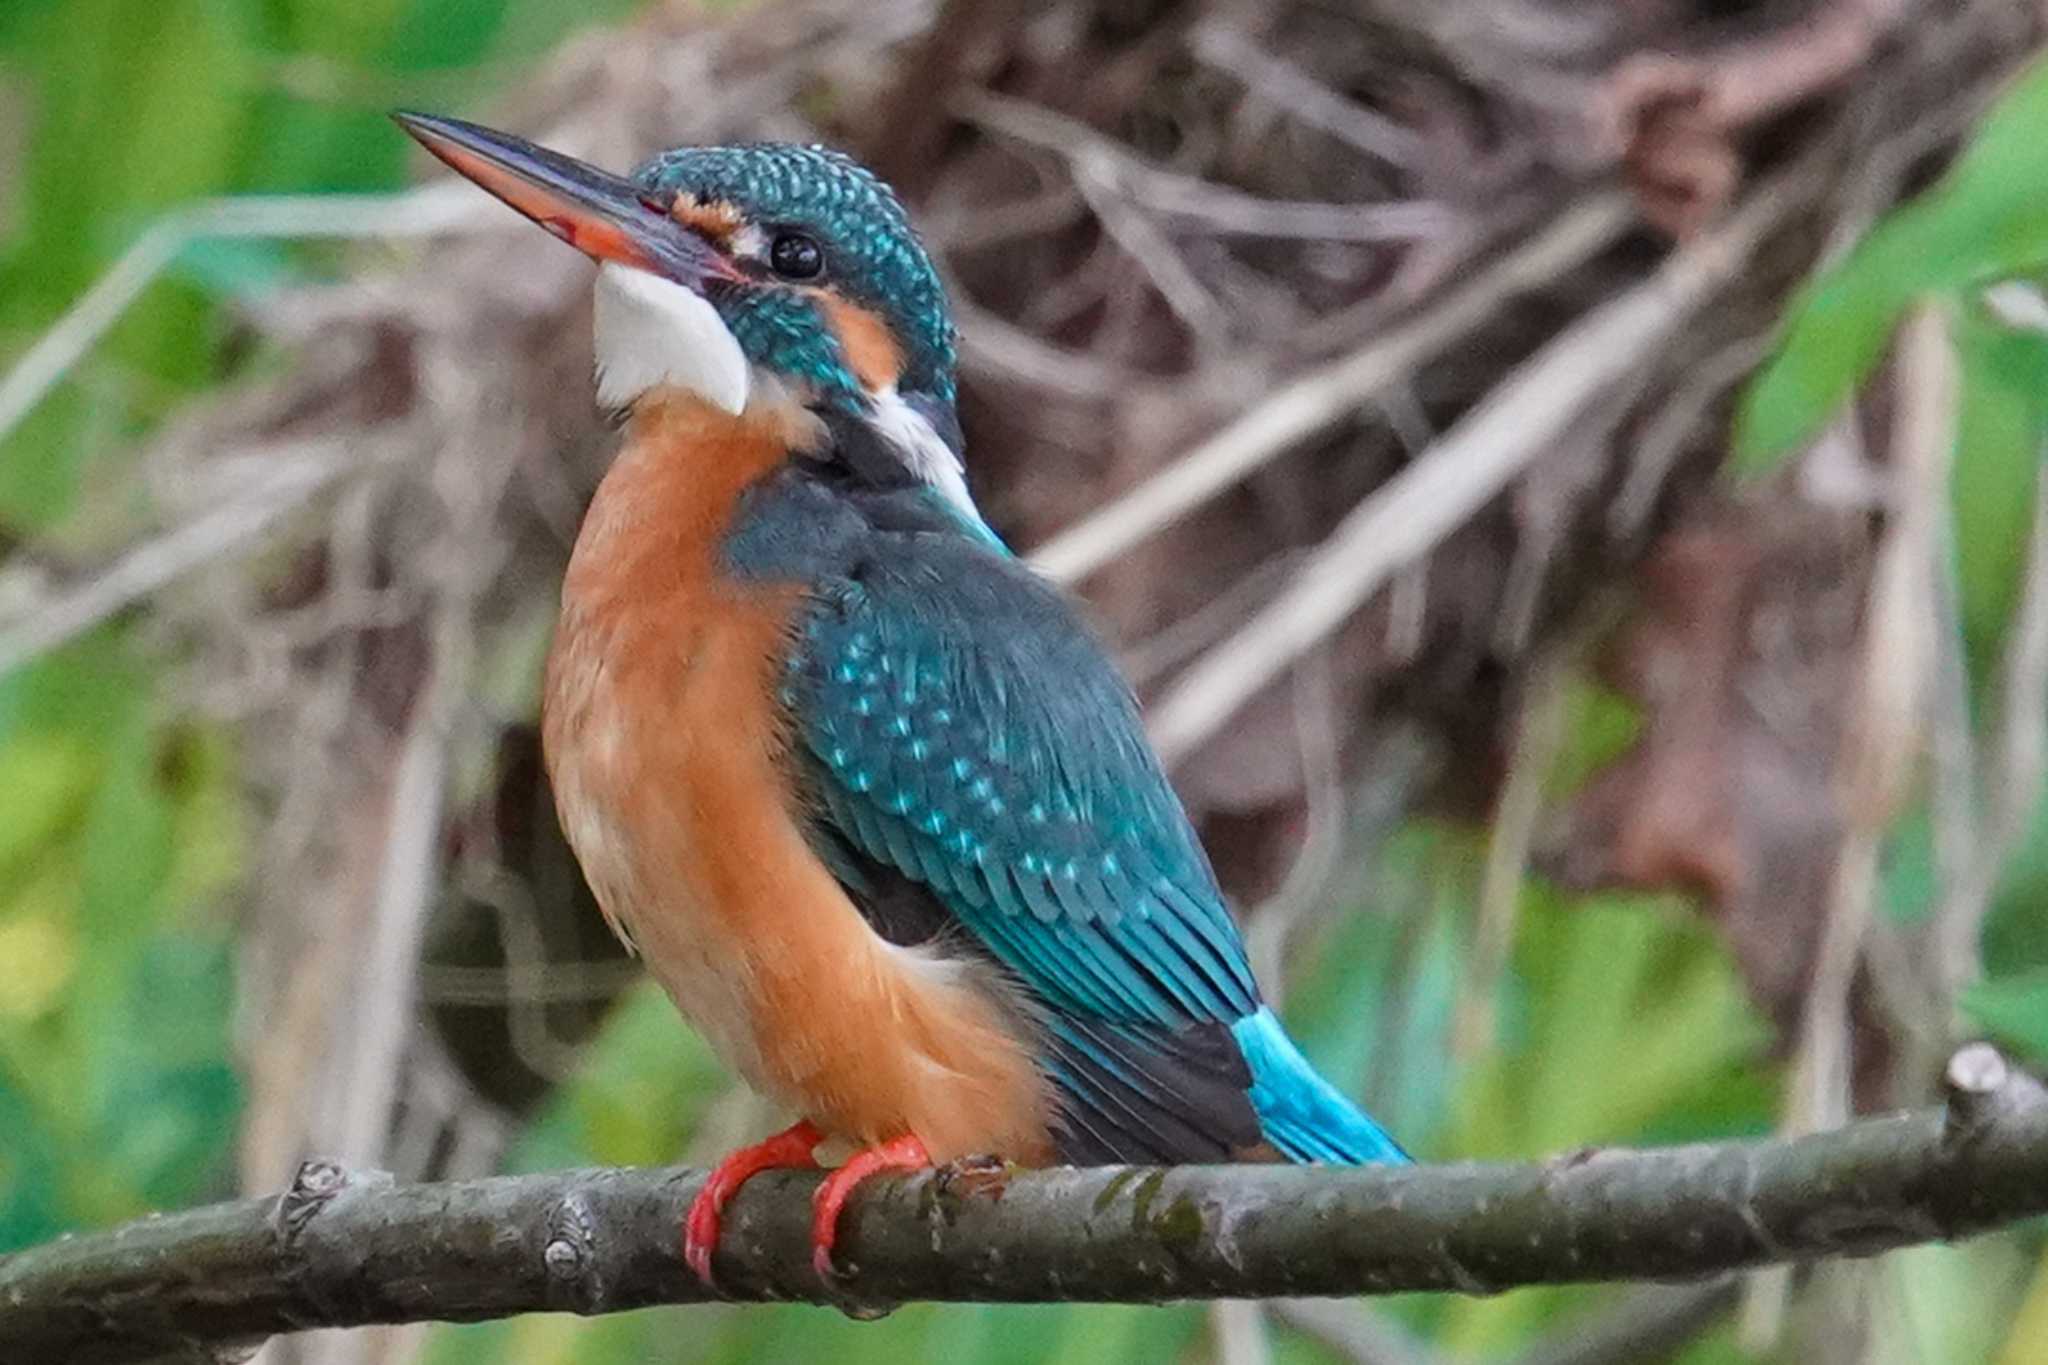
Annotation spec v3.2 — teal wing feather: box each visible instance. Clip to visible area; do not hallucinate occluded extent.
[789,543,1261,1032]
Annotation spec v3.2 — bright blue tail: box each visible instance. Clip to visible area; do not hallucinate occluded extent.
[1231,1007,1409,1164]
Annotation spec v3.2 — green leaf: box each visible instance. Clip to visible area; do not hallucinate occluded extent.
[0,734,94,878]
[0,897,78,1023]
[76,931,240,1216]
[1549,676,1643,800]
[0,629,140,738]
[1962,968,2048,1064]
[0,0,66,46]
[386,0,509,70]
[76,706,176,946]
[0,387,91,531]
[1984,785,2048,982]
[1880,801,1936,926]
[1735,52,2048,469]
[1455,888,1769,1161]
[1951,307,2048,681]
[1733,232,1916,471]
[0,1071,62,1252]
[2001,1249,2048,1365]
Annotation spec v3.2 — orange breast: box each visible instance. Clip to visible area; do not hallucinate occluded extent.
[540,389,1052,1163]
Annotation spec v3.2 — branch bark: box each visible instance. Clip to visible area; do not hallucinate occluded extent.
[1,1046,2042,1364]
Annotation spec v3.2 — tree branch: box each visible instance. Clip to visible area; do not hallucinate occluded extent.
[2,1046,2042,1363]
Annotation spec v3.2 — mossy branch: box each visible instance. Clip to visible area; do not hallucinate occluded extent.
[3,1046,2044,1363]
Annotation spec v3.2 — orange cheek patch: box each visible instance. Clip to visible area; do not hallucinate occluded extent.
[817,294,904,392]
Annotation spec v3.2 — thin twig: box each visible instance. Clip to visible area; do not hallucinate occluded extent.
[414,960,640,1007]
[1027,193,1635,587]
[1452,653,1569,1060]
[1241,648,1351,1000]
[1188,24,1427,167]
[1933,451,2048,1010]
[325,366,521,1176]
[1753,303,1957,1354]
[0,185,482,449]
[1608,334,1773,539]
[1273,1298,1445,1365]
[1928,495,1985,952]
[1069,147,1237,342]
[1269,1301,1449,1365]
[958,92,1448,243]
[1796,304,1956,1132]
[1507,1280,1737,1365]
[0,441,357,675]
[1210,1300,1274,1365]
[954,295,1129,399]
[329,659,459,1169]
[1146,173,1797,762]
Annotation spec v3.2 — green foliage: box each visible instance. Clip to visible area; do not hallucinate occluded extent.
[1455,889,1771,1156]
[0,0,651,1260]
[1735,51,2048,469]
[1951,306,2048,681]
[0,0,646,532]
[0,635,242,1250]
[1723,51,2048,1362]
[1434,890,1770,1358]
[1964,970,2048,1066]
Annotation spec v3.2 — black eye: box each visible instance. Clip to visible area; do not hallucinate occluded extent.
[768,232,824,280]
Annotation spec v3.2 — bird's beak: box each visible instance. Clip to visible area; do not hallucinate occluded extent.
[392,110,724,288]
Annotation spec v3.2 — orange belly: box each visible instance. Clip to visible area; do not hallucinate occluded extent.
[539,391,1053,1163]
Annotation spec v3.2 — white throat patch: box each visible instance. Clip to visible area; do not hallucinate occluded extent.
[868,385,990,534]
[592,262,750,414]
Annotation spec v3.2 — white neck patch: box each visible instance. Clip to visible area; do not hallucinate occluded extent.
[591,264,995,541]
[867,385,992,535]
[592,262,749,414]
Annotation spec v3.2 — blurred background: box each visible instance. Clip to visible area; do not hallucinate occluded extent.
[5,0,2048,1362]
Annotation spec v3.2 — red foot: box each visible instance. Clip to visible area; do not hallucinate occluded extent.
[684,1119,824,1287]
[810,1133,933,1281]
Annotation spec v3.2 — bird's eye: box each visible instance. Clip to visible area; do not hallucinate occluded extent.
[768,232,824,280]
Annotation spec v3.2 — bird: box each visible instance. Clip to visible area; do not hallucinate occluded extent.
[392,110,1407,1289]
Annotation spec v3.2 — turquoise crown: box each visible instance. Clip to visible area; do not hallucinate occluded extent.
[635,144,957,406]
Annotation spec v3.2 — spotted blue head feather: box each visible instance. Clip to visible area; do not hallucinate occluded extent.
[636,144,958,406]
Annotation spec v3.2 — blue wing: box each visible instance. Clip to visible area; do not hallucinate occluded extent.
[728,471,1403,1164]
[796,553,1259,1024]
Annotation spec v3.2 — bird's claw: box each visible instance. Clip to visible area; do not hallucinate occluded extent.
[808,1133,933,1283]
[682,1119,824,1289]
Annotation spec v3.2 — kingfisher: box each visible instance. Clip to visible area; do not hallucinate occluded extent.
[393,111,1407,1288]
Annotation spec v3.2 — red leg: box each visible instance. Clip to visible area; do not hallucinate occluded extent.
[810,1133,933,1281]
[684,1119,825,1287]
